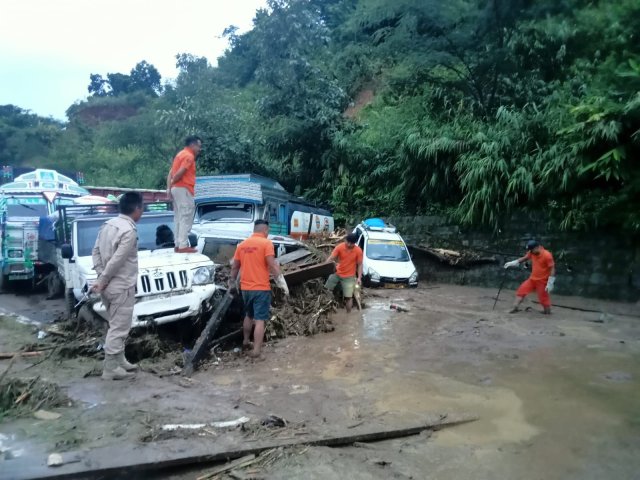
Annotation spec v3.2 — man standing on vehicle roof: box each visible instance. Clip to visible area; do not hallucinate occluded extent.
[325,233,363,313]
[91,192,144,380]
[167,135,202,253]
[229,219,289,359]
[504,240,556,315]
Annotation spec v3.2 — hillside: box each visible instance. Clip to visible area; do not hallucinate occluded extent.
[1,0,639,231]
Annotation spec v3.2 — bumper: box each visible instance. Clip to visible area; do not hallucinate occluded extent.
[92,284,217,328]
[3,262,34,281]
[369,276,418,288]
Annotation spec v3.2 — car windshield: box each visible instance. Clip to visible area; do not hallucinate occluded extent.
[76,215,176,257]
[366,239,410,262]
[6,202,49,217]
[197,203,253,222]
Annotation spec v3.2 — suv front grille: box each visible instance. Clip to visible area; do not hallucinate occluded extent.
[379,276,408,284]
[139,269,189,294]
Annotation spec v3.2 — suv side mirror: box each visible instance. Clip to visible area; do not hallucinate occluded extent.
[61,244,74,259]
[188,233,198,248]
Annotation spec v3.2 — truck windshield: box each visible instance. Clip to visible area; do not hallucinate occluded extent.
[366,239,410,262]
[6,203,49,217]
[76,215,176,257]
[197,203,253,222]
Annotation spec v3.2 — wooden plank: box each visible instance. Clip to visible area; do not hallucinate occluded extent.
[276,249,312,265]
[0,351,43,359]
[183,292,234,377]
[2,415,476,480]
[283,262,334,286]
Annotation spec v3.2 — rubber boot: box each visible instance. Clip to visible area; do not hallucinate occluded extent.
[102,354,135,380]
[116,351,138,371]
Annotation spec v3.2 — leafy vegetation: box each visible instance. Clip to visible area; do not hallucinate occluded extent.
[1,0,638,232]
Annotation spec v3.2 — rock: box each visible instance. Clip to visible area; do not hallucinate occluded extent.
[47,453,64,467]
[602,371,633,383]
[34,410,61,420]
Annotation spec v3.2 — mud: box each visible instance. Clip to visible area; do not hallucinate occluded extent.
[0,285,639,479]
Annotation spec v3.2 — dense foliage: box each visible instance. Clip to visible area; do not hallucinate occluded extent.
[1,0,639,232]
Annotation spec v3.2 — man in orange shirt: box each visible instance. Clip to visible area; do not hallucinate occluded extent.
[229,220,289,358]
[325,233,363,313]
[504,240,556,315]
[167,135,202,253]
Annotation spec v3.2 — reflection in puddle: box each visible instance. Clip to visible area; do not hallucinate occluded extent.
[362,302,393,340]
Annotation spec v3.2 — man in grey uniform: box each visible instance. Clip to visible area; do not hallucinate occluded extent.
[91,192,144,380]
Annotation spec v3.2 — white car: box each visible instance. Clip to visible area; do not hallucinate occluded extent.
[353,219,418,288]
[54,208,218,328]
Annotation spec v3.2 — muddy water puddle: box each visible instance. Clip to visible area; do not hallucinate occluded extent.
[312,289,640,479]
[1,285,639,479]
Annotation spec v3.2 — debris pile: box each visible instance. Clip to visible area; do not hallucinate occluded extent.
[0,376,70,419]
[413,245,496,267]
[269,279,337,338]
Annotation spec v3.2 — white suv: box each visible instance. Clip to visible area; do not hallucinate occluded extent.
[55,207,218,327]
[353,219,418,288]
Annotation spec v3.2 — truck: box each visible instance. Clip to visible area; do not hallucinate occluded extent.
[0,169,90,289]
[192,174,334,263]
[50,203,219,326]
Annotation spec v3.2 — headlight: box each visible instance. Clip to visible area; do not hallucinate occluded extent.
[8,249,23,258]
[192,266,214,285]
[369,268,381,281]
[409,270,418,283]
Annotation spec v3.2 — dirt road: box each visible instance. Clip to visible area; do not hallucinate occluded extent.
[1,285,639,479]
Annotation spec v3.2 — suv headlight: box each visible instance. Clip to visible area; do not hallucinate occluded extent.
[369,268,381,281]
[192,266,214,285]
[409,270,418,283]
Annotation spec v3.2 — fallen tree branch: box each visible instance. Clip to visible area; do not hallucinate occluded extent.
[531,300,640,318]
[0,351,44,360]
[3,414,478,479]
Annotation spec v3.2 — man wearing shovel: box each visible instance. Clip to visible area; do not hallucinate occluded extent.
[325,233,363,313]
[91,192,143,380]
[504,240,556,315]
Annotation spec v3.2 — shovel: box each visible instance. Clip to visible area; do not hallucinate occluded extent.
[492,269,507,310]
[354,283,362,311]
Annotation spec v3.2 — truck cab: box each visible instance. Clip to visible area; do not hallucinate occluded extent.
[54,204,218,327]
[0,169,88,288]
[192,174,332,262]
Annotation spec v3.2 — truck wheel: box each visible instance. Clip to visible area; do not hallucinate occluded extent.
[65,289,76,320]
[0,273,6,293]
[46,273,64,299]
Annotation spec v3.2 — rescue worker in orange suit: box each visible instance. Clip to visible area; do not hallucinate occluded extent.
[166,135,202,253]
[228,220,289,359]
[504,240,556,315]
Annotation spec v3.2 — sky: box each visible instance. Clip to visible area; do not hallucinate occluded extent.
[0,0,267,121]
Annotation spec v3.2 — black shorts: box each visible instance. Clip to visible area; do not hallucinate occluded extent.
[242,290,272,321]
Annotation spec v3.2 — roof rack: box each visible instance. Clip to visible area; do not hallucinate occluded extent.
[362,218,397,233]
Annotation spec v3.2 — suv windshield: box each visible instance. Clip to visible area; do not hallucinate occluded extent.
[197,203,253,222]
[366,239,410,262]
[76,215,176,257]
